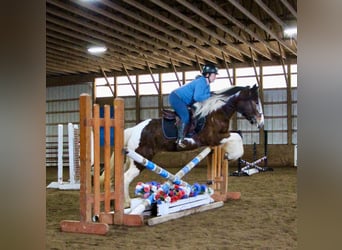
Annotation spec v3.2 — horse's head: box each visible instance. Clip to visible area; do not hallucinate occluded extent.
[236,84,264,128]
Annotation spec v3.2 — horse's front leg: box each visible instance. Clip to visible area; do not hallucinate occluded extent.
[220,132,244,161]
[123,157,141,208]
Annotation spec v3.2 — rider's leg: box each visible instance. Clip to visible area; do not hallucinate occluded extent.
[169,92,190,148]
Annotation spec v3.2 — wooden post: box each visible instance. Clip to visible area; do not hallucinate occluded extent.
[80,94,92,223]
[113,98,125,224]
[208,146,241,202]
[60,94,110,235]
[135,75,140,124]
[286,63,293,145]
[93,104,100,216]
[104,105,111,213]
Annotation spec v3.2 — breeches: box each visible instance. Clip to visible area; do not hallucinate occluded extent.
[169,92,190,124]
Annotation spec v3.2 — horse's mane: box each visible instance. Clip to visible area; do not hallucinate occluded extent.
[192,86,245,118]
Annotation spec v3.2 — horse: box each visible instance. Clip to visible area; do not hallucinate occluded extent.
[106,84,264,207]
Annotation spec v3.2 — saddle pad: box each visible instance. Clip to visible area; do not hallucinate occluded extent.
[162,118,177,139]
[161,117,206,140]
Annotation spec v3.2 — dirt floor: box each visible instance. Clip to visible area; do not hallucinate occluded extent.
[46,159,297,250]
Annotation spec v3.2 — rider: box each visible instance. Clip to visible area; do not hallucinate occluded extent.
[169,63,219,148]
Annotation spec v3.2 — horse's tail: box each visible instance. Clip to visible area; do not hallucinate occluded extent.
[124,127,134,147]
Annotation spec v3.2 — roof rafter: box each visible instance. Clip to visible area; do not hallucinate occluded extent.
[227,0,297,56]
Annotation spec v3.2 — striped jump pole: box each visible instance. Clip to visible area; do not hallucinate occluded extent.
[239,156,267,170]
[174,147,212,179]
[125,148,192,188]
[126,147,212,214]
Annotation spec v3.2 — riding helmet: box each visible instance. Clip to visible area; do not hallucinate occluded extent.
[202,64,218,75]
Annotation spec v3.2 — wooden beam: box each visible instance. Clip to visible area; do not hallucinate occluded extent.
[158,72,163,117]
[286,63,293,145]
[113,72,118,99]
[47,28,143,71]
[170,58,182,87]
[195,55,202,72]
[254,0,287,28]
[146,61,160,94]
[124,0,233,64]
[177,0,272,60]
[258,65,265,146]
[47,58,297,85]
[50,0,187,66]
[51,0,179,67]
[151,0,245,62]
[47,15,151,70]
[278,42,289,88]
[46,57,90,74]
[135,75,141,124]
[227,0,297,56]
[231,66,238,130]
[280,0,297,18]
[99,66,115,97]
[222,52,233,86]
[147,201,224,226]
[98,0,214,64]
[249,47,261,86]
[122,64,137,95]
[46,39,123,71]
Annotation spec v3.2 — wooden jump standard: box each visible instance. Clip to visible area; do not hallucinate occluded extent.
[60,94,143,235]
[208,146,241,202]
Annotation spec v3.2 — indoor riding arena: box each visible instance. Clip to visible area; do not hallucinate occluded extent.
[46,1,297,249]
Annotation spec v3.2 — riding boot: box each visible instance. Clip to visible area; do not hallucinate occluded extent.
[176,122,187,149]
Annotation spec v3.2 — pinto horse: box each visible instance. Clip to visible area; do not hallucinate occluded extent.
[107,84,264,207]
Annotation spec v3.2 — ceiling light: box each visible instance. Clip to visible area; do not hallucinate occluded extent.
[284,27,297,37]
[87,46,107,54]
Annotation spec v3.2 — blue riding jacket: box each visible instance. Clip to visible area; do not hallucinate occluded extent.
[173,76,210,105]
[169,76,210,124]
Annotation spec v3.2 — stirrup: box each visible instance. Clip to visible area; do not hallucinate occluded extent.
[176,139,186,149]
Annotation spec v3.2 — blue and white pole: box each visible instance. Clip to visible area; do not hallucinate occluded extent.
[125,148,191,187]
[125,147,212,215]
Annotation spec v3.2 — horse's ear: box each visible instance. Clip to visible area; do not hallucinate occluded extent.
[250,84,260,98]
[252,84,258,90]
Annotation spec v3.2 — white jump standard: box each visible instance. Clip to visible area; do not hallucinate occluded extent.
[47,123,80,190]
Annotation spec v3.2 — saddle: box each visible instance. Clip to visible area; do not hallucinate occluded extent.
[161,108,204,139]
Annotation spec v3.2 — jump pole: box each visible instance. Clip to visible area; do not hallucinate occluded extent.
[126,147,213,215]
[126,147,224,225]
[125,147,213,188]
